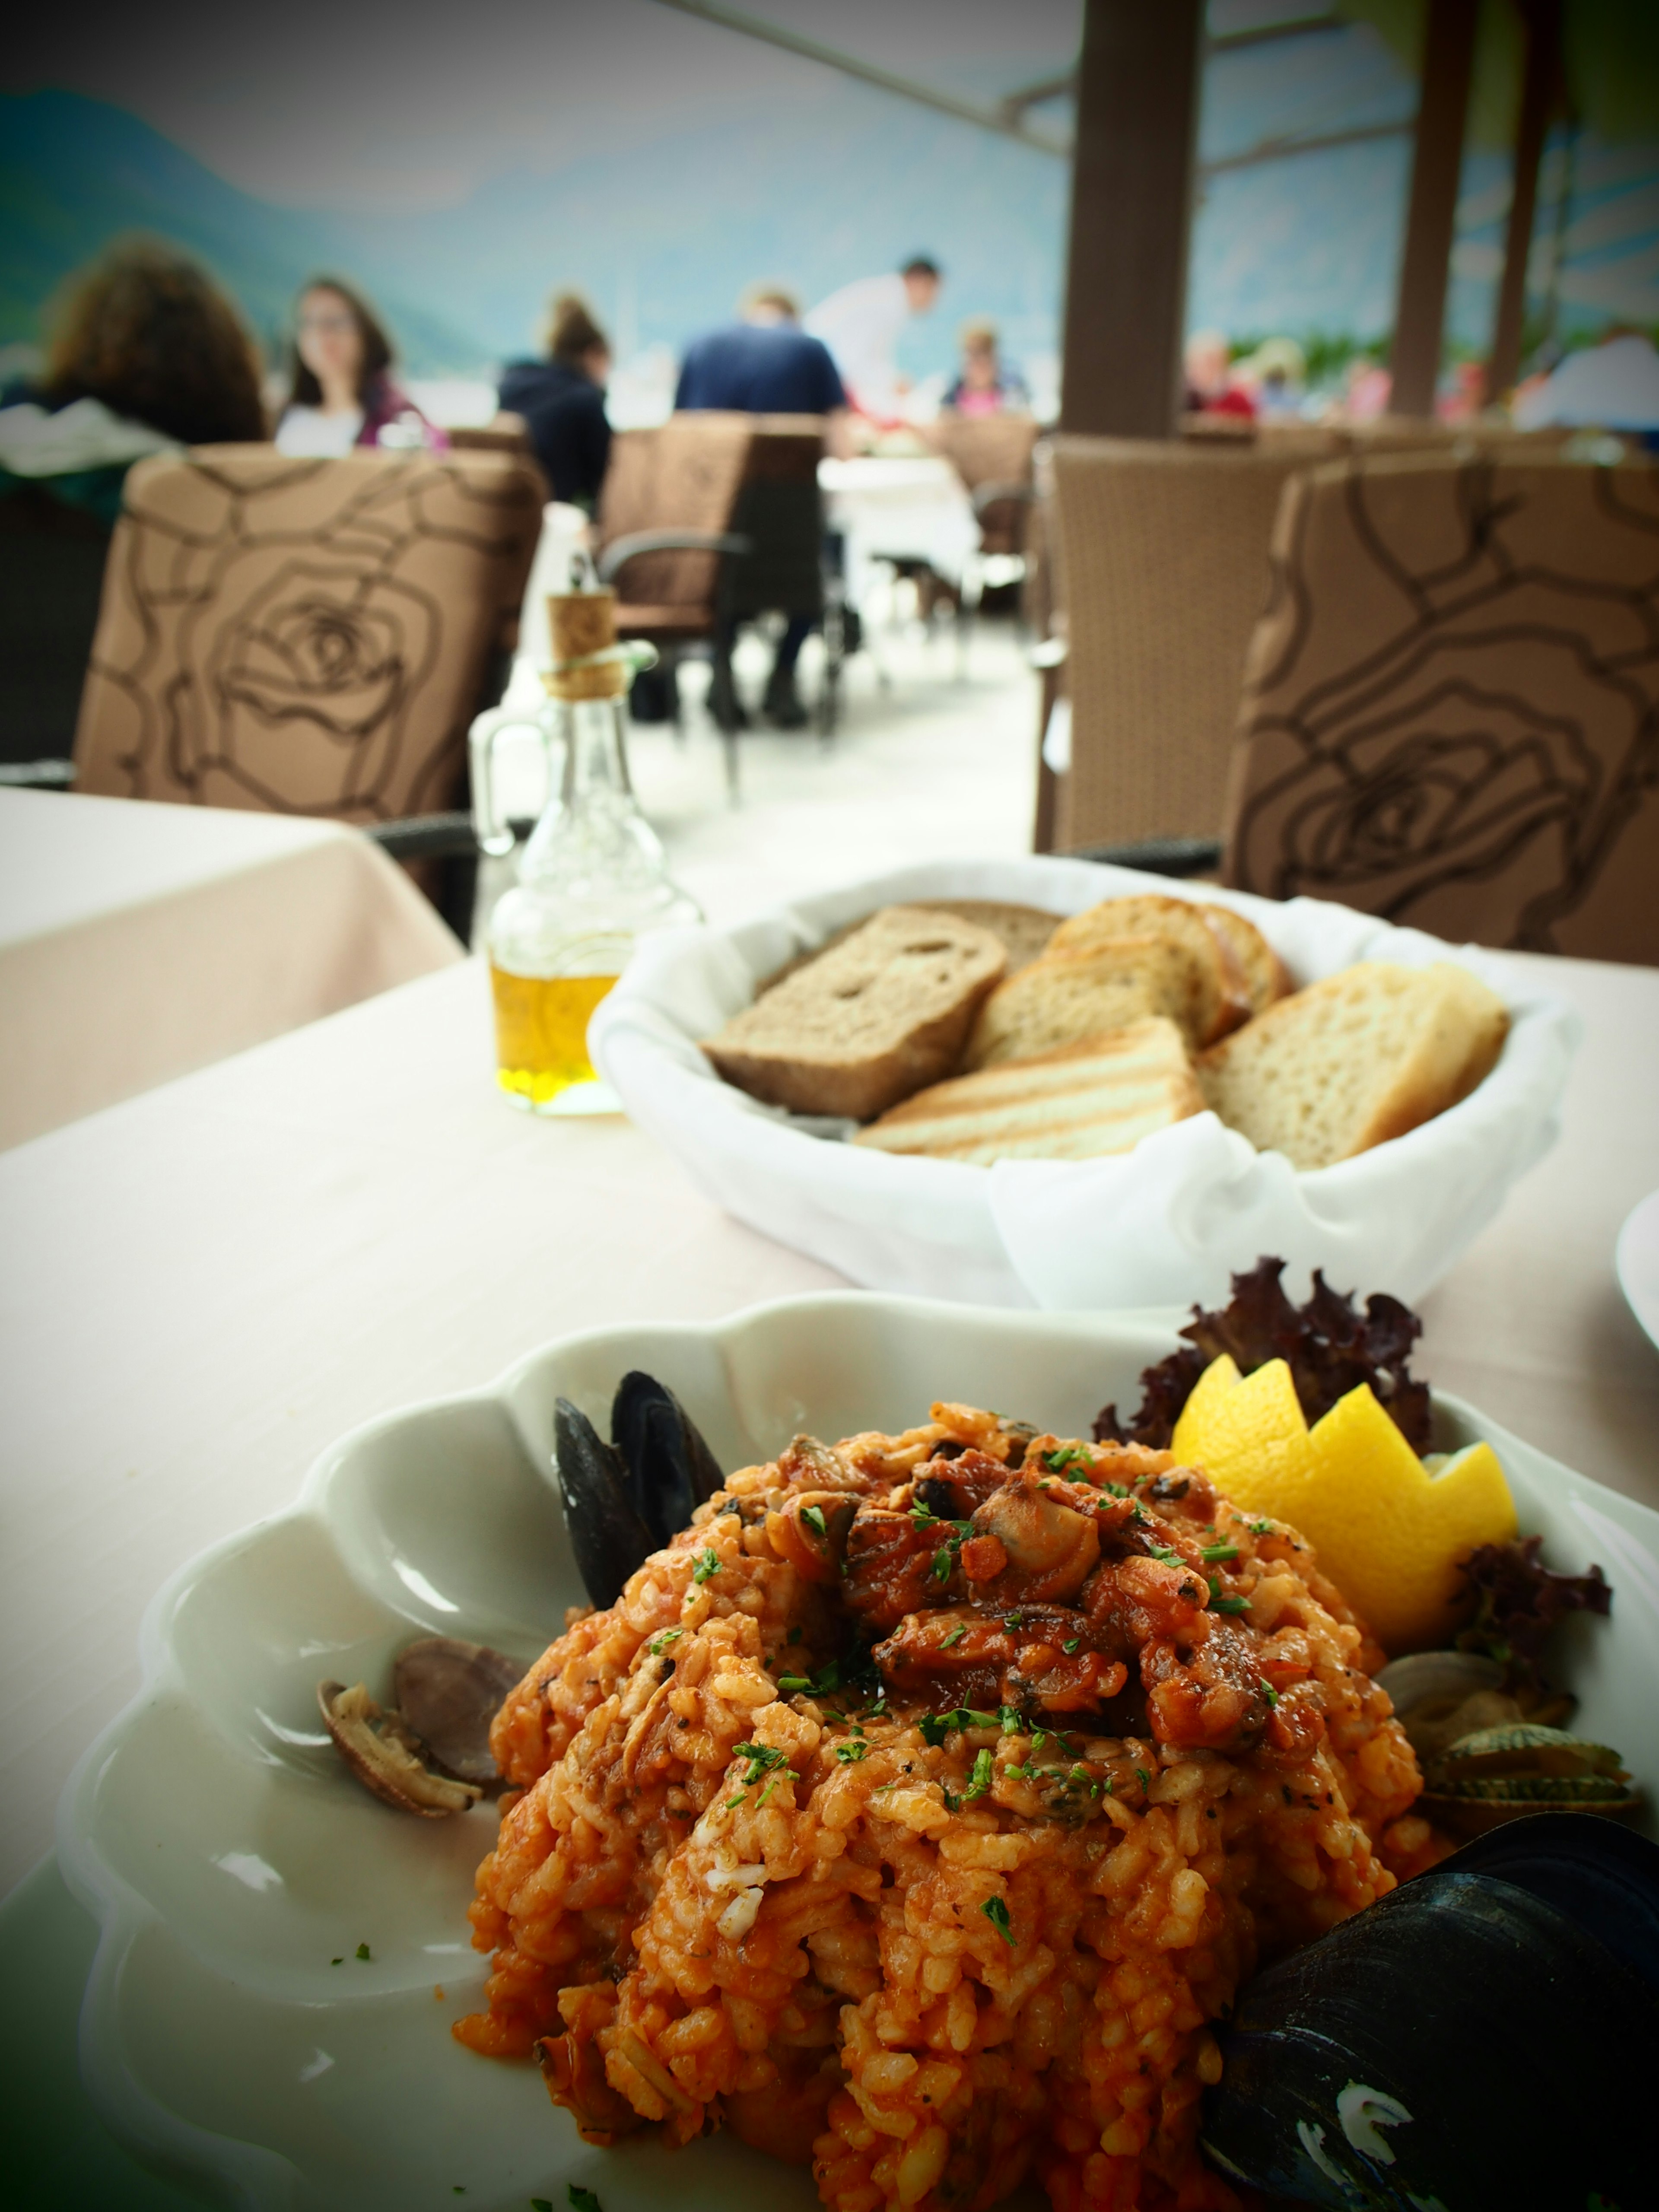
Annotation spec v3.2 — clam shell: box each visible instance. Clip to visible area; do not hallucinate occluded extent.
[1374,1649,1503,1713]
[392,1637,523,1783]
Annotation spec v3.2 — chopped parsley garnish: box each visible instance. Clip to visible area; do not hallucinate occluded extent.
[692,1548,721,1583]
[567,2188,604,2212]
[931,1546,953,1583]
[981,1896,1017,1947]
[911,1502,939,1526]
[1042,1445,1093,1473]
[801,1503,827,1539]
[834,1738,868,1764]
[1062,1637,1081,1654]
[1103,1480,1129,1498]
[331,1956,343,1965]
[1208,1576,1250,1615]
[940,1623,968,1648]
[1200,1542,1239,1562]
[777,1674,812,1692]
[648,1627,684,1655]
[1145,1541,1184,1566]
[1249,1518,1274,1535]
[966,1748,994,1799]
[920,1707,999,1744]
[1262,1683,1280,1707]
[1004,1611,1024,1632]
[355,1942,372,1961]
[731,1742,788,1786]
[1134,1768,1150,1789]
[1000,1705,1022,1734]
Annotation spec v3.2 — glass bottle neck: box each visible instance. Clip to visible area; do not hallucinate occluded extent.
[560,694,634,809]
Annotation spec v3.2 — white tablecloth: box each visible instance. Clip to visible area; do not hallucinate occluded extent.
[0,789,462,1150]
[0,948,1656,1896]
[820,453,980,605]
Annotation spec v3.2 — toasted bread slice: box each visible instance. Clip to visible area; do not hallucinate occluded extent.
[856,1019,1203,1164]
[965,936,1212,1069]
[704,905,1006,1121]
[1047,893,1249,1044]
[1196,903,1290,1018]
[1196,960,1510,1170]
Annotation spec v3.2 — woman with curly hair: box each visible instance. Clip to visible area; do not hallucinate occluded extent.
[275,276,443,457]
[0,236,267,525]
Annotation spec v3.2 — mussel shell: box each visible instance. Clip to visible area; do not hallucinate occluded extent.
[1201,1815,1659,2209]
[392,1637,524,1783]
[554,1396,655,1610]
[611,1371,724,1550]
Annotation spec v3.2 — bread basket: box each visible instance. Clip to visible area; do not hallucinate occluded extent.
[588,857,1579,1310]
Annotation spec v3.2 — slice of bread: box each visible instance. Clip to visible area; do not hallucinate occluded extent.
[855,1019,1202,1165]
[1196,960,1510,1171]
[912,900,1060,974]
[758,899,1058,998]
[965,936,1213,1069]
[1047,894,1249,1044]
[703,905,1006,1121]
[1195,904,1291,1018]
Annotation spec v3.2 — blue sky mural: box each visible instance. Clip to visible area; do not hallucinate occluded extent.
[2,0,1654,391]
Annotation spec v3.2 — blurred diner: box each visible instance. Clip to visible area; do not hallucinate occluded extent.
[273,277,442,457]
[806,254,942,423]
[498,292,613,510]
[0,237,266,523]
[1182,328,1254,421]
[943,319,1029,417]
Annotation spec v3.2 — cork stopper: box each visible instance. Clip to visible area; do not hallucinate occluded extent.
[547,588,626,700]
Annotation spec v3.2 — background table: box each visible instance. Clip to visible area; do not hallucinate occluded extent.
[2,945,1656,2206]
[0,788,461,1150]
[820,453,980,610]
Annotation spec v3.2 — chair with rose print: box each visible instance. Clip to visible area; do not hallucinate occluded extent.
[1220,451,1659,965]
[69,445,543,825]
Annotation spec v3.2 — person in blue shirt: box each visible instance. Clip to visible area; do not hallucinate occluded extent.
[675,287,849,728]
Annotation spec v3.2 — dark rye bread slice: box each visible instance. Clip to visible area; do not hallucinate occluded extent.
[703,906,1007,1121]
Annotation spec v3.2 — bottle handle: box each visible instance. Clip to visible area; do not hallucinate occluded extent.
[469,702,556,859]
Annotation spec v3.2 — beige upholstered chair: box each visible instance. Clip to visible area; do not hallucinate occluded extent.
[73,446,544,823]
[594,413,756,756]
[1046,435,1332,855]
[1221,452,1659,964]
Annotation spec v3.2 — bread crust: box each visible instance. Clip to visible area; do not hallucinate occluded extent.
[1047,894,1250,1043]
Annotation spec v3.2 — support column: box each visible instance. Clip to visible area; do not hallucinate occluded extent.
[1389,0,1480,417]
[1487,0,1562,401]
[1058,0,1204,439]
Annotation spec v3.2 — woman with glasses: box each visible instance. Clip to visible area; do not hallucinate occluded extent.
[274,277,442,457]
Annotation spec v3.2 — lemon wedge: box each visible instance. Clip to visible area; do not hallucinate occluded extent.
[1172,1354,1516,1653]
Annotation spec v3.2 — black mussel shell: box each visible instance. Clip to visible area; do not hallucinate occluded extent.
[611,1371,725,1550]
[553,1396,655,1610]
[392,1637,524,1783]
[1200,1815,1659,2209]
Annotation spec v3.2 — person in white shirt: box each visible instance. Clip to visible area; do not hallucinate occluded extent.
[805,256,942,423]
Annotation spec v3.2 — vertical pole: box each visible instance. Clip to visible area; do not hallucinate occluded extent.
[1487,0,1561,401]
[1058,0,1205,439]
[1389,0,1480,418]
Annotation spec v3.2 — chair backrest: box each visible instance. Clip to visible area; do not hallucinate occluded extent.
[931,412,1040,555]
[0,486,112,762]
[596,412,754,616]
[1048,434,1322,851]
[1221,452,1659,963]
[725,416,826,623]
[72,446,543,822]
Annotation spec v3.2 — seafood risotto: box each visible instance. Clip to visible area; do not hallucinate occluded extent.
[455,1403,1431,2212]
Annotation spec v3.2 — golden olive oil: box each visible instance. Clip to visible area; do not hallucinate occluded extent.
[490,968,620,1109]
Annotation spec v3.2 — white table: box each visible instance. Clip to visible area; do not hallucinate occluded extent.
[820,453,980,608]
[0,789,461,1150]
[0,941,1656,2205]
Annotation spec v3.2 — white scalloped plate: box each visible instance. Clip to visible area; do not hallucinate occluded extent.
[57,1294,1659,2212]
